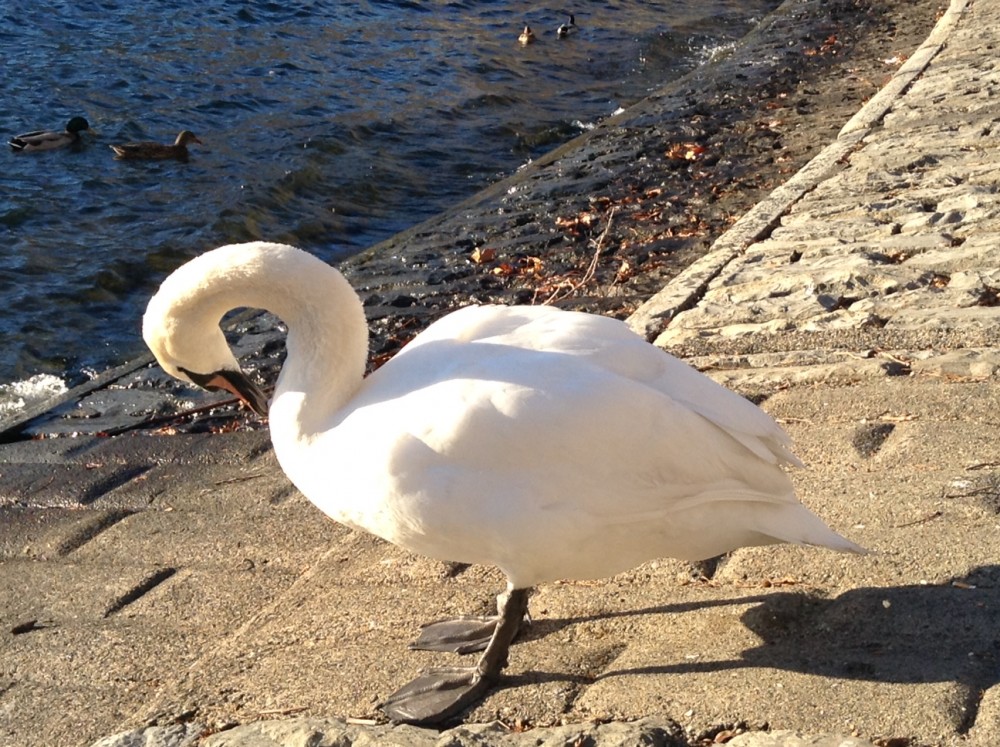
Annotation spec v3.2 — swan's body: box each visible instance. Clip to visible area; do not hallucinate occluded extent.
[110,130,202,160]
[144,242,863,723]
[9,116,91,152]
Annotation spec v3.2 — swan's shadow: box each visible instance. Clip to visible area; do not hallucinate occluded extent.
[505,564,999,703]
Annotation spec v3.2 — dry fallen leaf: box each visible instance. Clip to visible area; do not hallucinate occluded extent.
[665,142,705,161]
[470,246,496,264]
[614,259,634,283]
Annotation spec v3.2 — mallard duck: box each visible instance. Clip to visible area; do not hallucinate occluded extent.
[557,14,576,38]
[518,25,535,45]
[144,241,865,726]
[9,116,92,153]
[110,130,203,160]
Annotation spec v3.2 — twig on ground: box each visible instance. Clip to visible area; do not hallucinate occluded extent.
[539,207,616,306]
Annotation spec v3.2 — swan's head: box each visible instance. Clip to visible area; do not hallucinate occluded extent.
[143,250,269,417]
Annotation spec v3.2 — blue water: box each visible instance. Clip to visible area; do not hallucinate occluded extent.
[0,0,775,405]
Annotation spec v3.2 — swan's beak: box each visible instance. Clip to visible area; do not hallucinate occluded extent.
[203,370,270,417]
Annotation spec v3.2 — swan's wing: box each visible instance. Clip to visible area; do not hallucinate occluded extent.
[405,305,800,467]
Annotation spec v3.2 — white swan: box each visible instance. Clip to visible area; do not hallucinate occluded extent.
[143,241,863,724]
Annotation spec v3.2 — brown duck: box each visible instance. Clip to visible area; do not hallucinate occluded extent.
[110,130,203,160]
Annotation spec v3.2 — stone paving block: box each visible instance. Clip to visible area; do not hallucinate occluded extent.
[0,436,107,465]
[68,499,336,573]
[715,381,1000,742]
[910,348,1000,377]
[0,525,319,747]
[133,565,302,633]
[0,433,274,513]
[576,640,965,742]
[967,685,1000,747]
[0,506,133,560]
[0,430,271,468]
[129,575,453,728]
[0,559,178,626]
[2,618,206,747]
[98,459,295,514]
[0,461,153,510]
[81,430,272,468]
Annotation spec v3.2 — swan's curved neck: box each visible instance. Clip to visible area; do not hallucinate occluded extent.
[150,243,370,454]
[262,262,369,443]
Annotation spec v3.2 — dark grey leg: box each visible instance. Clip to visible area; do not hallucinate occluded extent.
[382,587,530,725]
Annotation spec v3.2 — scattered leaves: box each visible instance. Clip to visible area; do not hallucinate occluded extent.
[491,255,545,280]
[539,208,616,305]
[665,141,706,161]
[555,211,601,237]
[758,118,784,131]
[804,34,840,56]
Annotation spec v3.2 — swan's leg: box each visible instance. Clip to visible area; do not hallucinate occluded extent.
[382,587,530,725]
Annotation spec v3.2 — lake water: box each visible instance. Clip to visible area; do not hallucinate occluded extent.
[0,0,776,417]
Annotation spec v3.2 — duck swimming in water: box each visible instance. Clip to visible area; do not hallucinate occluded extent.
[9,116,92,152]
[110,130,202,160]
[518,25,535,45]
[557,14,576,38]
[143,241,864,725]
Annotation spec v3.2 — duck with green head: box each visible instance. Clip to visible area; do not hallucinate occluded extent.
[9,117,92,152]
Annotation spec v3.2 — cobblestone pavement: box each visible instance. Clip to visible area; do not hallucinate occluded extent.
[2,0,998,746]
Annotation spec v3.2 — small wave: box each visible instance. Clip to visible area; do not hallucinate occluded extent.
[0,374,68,419]
[695,40,738,65]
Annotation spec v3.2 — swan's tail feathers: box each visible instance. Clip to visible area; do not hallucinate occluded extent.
[804,530,868,555]
[783,508,868,555]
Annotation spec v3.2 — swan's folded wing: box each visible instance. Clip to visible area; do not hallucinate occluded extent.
[409,305,801,468]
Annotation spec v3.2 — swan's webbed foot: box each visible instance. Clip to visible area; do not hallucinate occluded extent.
[381,666,492,725]
[410,616,498,654]
[383,587,531,725]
